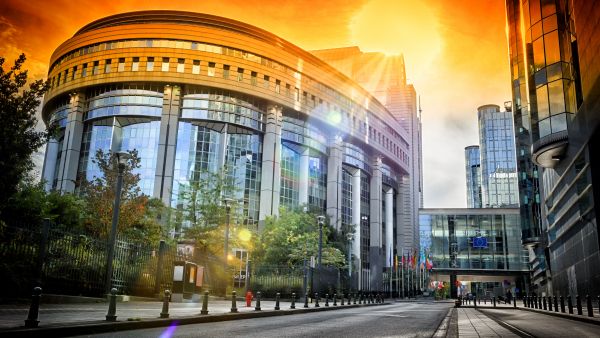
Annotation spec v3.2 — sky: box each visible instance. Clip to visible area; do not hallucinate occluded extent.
[0,0,512,208]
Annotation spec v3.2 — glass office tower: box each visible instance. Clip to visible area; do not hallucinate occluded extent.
[465,145,482,208]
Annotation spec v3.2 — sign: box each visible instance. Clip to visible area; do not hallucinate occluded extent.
[472,236,488,248]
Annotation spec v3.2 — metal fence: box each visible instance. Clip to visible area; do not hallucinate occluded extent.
[0,220,193,299]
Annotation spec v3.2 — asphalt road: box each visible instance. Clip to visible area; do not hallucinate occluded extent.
[75,301,452,338]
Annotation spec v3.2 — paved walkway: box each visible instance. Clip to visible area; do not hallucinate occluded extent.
[0,299,306,329]
[457,308,518,337]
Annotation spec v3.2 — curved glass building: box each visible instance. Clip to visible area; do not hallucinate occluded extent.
[40,11,414,291]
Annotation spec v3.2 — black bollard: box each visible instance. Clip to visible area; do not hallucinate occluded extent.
[597,296,600,315]
[315,293,320,307]
[341,293,345,305]
[106,288,118,321]
[24,287,42,328]
[567,295,573,314]
[201,290,209,315]
[514,297,517,308]
[303,293,308,308]
[358,293,362,304]
[533,295,537,309]
[347,293,351,305]
[543,296,547,310]
[474,297,477,308]
[231,291,238,313]
[160,289,171,318]
[548,296,553,311]
[523,296,527,308]
[334,293,338,306]
[291,292,296,309]
[554,295,558,312]
[538,295,542,309]
[576,295,582,315]
[586,295,593,317]
[478,297,481,305]
[325,293,330,307]
[560,296,565,313]
[353,293,357,305]
[275,292,280,310]
[255,291,262,311]
[493,296,497,308]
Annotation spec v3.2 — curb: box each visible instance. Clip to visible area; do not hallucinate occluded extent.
[0,302,389,337]
[475,306,600,326]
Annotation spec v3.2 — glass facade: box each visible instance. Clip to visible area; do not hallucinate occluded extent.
[478,105,519,208]
[280,142,300,209]
[308,155,327,212]
[464,146,482,208]
[420,209,527,272]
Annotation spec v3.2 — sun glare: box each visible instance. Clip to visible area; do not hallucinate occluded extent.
[350,0,443,81]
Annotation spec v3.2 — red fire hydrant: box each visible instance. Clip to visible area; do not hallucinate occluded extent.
[245,291,253,307]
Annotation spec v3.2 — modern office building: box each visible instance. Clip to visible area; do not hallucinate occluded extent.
[505,0,600,297]
[419,208,529,298]
[40,11,414,291]
[477,104,519,208]
[465,145,482,208]
[311,47,423,255]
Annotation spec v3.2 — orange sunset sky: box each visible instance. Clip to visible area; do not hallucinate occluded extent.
[0,0,511,208]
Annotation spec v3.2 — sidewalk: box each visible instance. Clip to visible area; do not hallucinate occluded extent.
[457,308,518,337]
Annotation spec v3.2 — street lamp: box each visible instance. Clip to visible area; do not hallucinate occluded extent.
[317,215,325,268]
[222,197,233,268]
[105,151,132,295]
[346,232,354,277]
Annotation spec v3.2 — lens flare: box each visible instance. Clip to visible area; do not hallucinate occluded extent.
[238,228,252,242]
[159,321,178,338]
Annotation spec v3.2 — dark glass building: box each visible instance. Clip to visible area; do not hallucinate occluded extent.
[464,145,482,208]
[505,0,600,297]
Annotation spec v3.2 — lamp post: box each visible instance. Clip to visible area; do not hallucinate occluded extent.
[223,198,233,268]
[317,216,325,268]
[346,232,353,277]
[105,151,132,295]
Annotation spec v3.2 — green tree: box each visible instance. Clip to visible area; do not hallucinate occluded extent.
[253,208,347,268]
[0,54,50,212]
[79,149,166,242]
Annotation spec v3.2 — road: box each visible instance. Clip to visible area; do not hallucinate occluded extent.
[75,301,453,338]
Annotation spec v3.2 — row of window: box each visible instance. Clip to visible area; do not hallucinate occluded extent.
[49,37,410,154]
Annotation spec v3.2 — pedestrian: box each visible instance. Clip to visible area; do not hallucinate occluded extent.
[506,290,512,305]
[245,290,253,307]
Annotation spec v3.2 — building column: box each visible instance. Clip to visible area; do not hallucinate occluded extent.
[298,147,310,206]
[398,174,414,252]
[56,92,86,193]
[153,85,181,206]
[385,188,394,268]
[351,168,362,289]
[395,187,404,258]
[369,157,383,290]
[42,138,60,191]
[259,104,283,226]
[326,136,344,231]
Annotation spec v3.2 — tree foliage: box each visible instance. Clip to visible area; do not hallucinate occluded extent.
[0,54,50,211]
[252,208,347,268]
[79,149,165,242]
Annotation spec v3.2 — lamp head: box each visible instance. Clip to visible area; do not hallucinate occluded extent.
[114,151,132,170]
[317,215,325,225]
[222,197,233,208]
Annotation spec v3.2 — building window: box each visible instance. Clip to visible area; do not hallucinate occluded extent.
[82,64,87,77]
[118,58,125,72]
[132,57,139,71]
[192,60,200,74]
[223,65,230,79]
[104,59,111,73]
[161,57,169,72]
[251,71,257,86]
[72,66,77,80]
[177,58,185,73]
[208,62,215,76]
[57,73,61,85]
[237,68,244,82]
[63,70,68,83]
[275,79,281,93]
[92,61,99,75]
[146,57,154,71]
[263,75,270,89]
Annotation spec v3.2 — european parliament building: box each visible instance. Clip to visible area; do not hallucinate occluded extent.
[40,11,417,290]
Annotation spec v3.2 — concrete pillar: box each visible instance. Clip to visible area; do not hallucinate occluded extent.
[385,188,394,268]
[351,168,362,289]
[56,92,86,193]
[259,104,283,225]
[369,157,383,290]
[395,188,404,257]
[42,138,60,191]
[153,85,181,206]
[326,136,344,231]
[298,147,310,206]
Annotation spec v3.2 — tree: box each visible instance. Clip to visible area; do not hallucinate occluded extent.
[253,208,347,268]
[0,54,50,212]
[79,149,165,243]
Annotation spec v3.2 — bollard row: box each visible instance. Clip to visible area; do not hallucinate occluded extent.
[521,293,596,318]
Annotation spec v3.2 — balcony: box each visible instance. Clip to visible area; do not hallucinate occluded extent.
[531,130,569,168]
